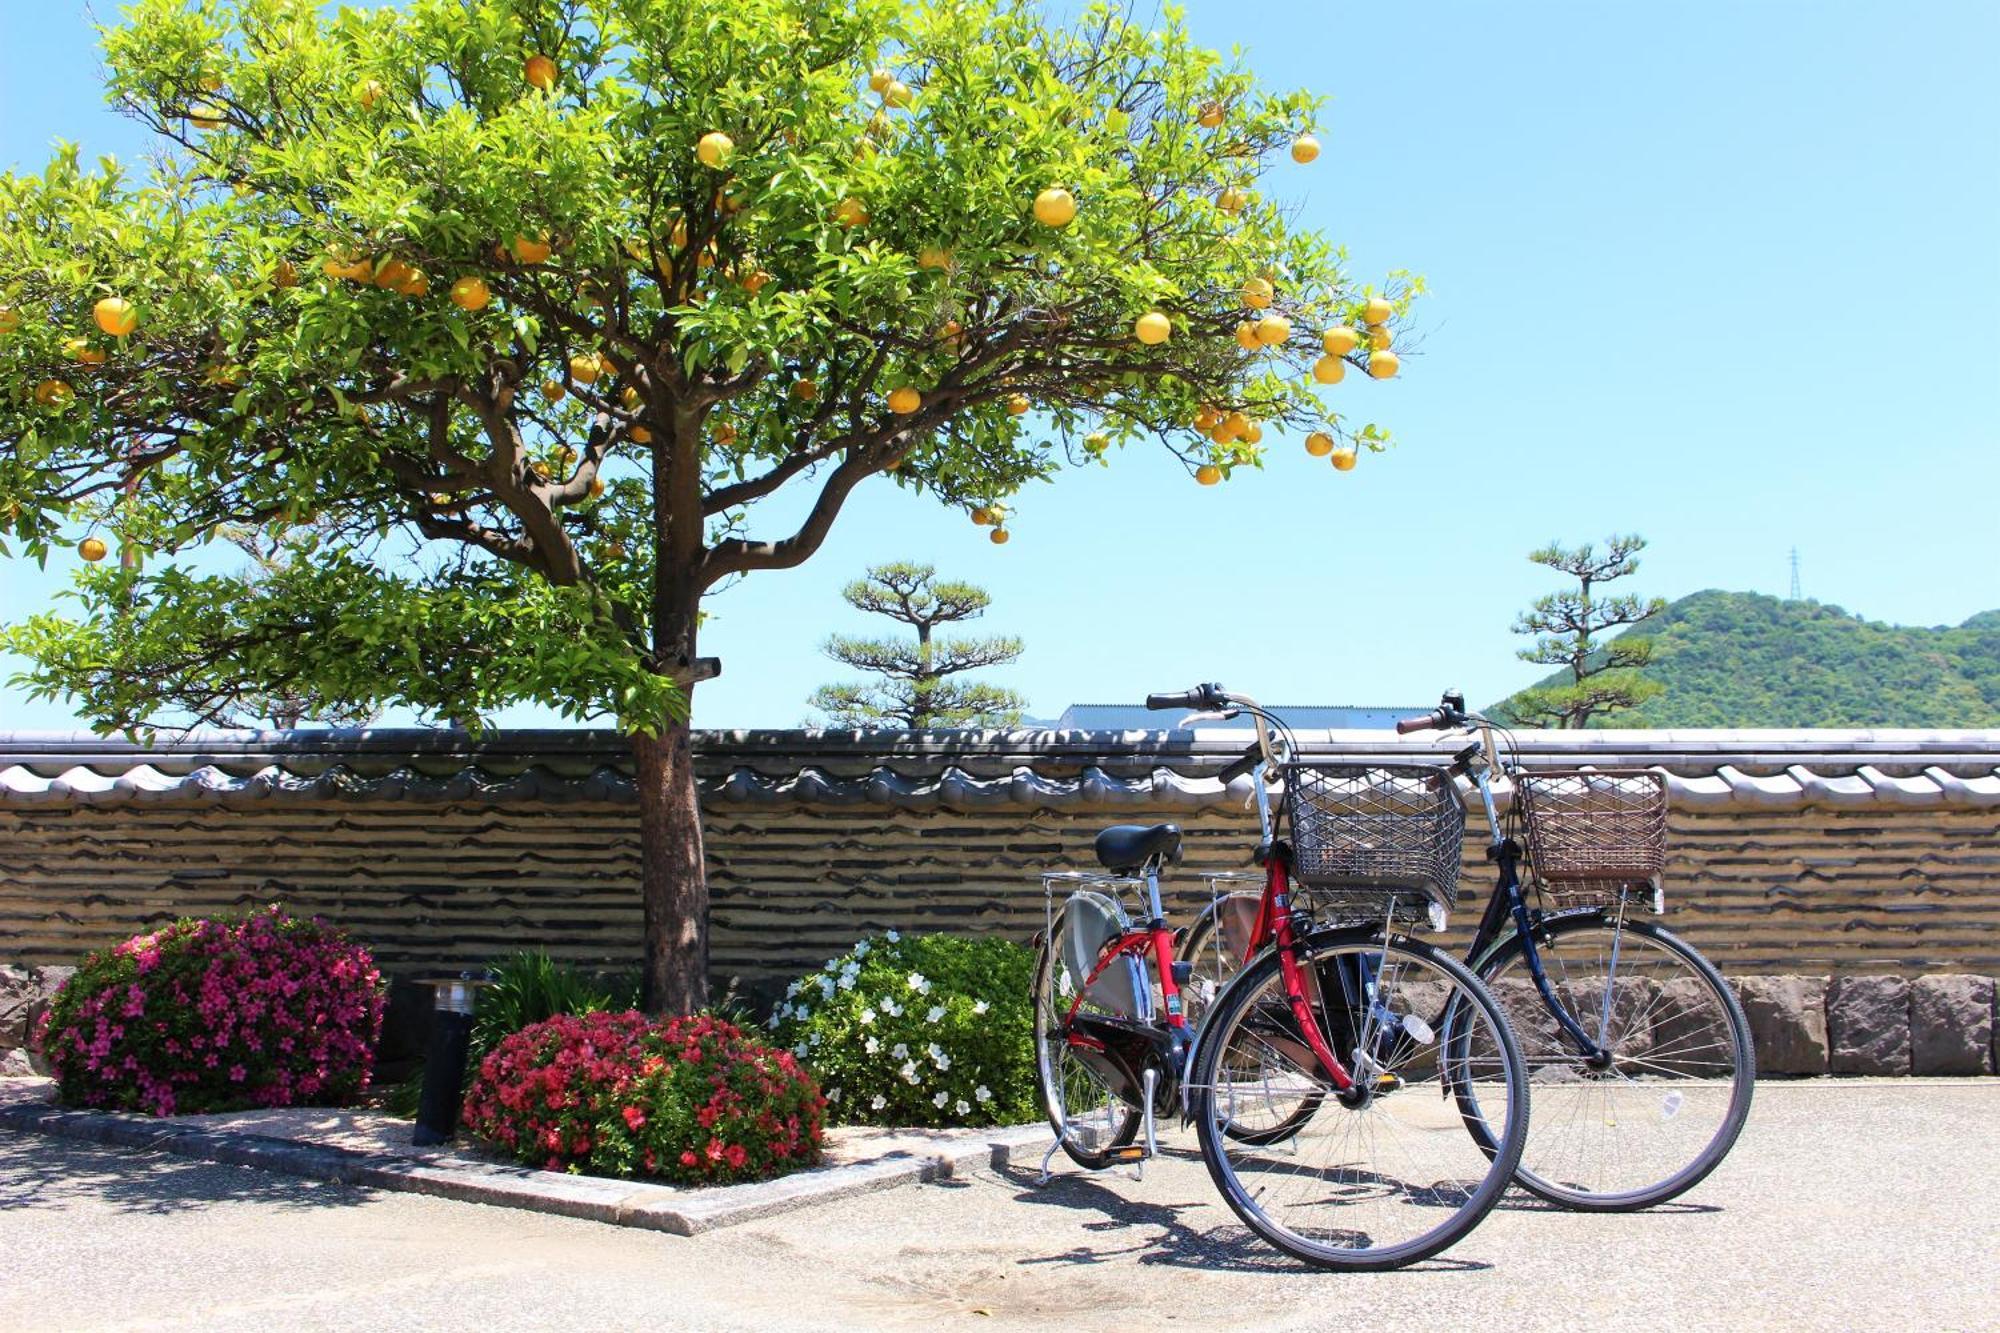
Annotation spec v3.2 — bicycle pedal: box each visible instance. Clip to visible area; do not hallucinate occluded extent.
[1105,1145,1148,1163]
[1374,1073,1404,1093]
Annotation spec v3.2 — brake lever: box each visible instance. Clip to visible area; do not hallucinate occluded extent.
[1180,709,1239,726]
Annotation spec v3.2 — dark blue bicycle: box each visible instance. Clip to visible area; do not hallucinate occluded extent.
[1180,690,1755,1211]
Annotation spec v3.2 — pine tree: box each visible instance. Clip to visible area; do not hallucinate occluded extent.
[811,563,1024,728]
[1505,535,1666,728]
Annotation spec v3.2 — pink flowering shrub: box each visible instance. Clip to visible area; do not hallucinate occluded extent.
[37,907,384,1117]
[461,1010,824,1185]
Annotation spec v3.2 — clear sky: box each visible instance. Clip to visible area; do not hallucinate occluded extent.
[2,1,1995,731]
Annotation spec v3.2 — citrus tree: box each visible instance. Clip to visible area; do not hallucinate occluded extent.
[0,0,1414,1013]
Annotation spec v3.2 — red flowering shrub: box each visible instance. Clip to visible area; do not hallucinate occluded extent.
[461,1010,825,1184]
[38,908,383,1117]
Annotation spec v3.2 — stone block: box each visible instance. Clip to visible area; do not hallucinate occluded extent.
[0,966,37,1048]
[1732,975,1829,1075]
[1909,975,1994,1076]
[1828,975,1910,1076]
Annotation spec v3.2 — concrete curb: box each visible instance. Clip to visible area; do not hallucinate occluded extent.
[0,1099,1050,1235]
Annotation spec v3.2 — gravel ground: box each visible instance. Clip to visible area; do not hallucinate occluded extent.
[2,1080,1993,1332]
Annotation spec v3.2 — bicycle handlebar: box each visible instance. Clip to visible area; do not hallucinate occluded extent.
[1214,741,1263,786]
[1146,683,1227,712]
[1395,710,1449,734]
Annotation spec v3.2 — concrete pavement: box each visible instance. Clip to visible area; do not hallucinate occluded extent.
[2,1081,1993,1331]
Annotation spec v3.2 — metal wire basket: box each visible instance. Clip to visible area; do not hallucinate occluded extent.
[1282,762,1466,924]
[1515,768,1668,909]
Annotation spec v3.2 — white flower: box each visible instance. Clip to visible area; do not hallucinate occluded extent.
[878,997,895,1013]
[838,974,855,990]
[793,1042,808,1057]
[891,1043,909,1060]
[858,1007,875,1026]
[955,1099,971,1116]
[828,1087,842,1102]
[926,1042,943,1060]
[975,1085,992,1103]
[884,1000,902,1017]
[933,1091,949,1109]
[854,940,871,957]
[886,929,900,942]
[972,1000,989,1016]
[787,980,802,998]
[817,977,836,998]
[766,1013,782,1030]
[871,1093,886,1110]
[926,1005,945,1024]
[794,1005,811,1022]
[907,971,927,991]
[808,1029,822,1046]
[936,1053,951,1070]
[864,1036,880,1055]
[900,1061,920,1084]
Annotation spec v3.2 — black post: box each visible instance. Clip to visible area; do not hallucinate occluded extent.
[412,978,480,1147]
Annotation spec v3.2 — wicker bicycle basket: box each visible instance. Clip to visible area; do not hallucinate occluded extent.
[1282,762,1466,922]
[1515,768,1667,907]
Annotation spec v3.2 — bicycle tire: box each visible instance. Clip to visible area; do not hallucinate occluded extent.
[1191,928,1529,1270]
[1469,911,1754,1210]
[1179,900,1322,1146]
[1031,907,1142,1169]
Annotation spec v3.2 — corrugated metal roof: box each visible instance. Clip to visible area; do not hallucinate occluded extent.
[1056,704,1425,730]
[0,727,1996,812]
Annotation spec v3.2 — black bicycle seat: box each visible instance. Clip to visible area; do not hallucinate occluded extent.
[1094,823,1183,873]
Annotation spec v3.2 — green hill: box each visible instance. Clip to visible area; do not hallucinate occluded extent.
[1496,590,2000,728]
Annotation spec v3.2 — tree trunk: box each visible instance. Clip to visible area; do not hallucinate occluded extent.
[632,716,709,1015]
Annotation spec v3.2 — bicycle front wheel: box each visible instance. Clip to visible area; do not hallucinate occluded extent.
[1191,930,1528,1271]
[1032,903,1142,1169]
[1473,911,1754,1210]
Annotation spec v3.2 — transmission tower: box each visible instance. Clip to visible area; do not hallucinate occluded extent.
[1788,547,1802,601]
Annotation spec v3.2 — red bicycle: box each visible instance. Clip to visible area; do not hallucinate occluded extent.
[1031,684,1530,1270]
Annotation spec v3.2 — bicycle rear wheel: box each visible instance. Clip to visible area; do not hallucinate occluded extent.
[1472,911,1754,1210]
[1191,930,1528,1270]
[1032,902,1142,1169]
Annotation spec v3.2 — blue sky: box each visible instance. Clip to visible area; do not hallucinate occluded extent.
[2,1,1996,730]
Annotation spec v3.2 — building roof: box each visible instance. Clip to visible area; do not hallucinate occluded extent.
[1056,704,1425,731]
[0,726,1996,813]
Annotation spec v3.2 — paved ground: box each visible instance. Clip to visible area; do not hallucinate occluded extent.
[2,1081,1993,1331]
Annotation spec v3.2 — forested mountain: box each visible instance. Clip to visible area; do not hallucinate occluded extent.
[1495,591,2000,727]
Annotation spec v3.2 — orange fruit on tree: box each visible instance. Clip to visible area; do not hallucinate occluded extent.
[373,258,412,289]
[1032,187,1077,228]
[0,307,18,335]
[713,421,738,444]
[970,506,994,526]
[1254,314,1292,346]
[740,267,772,295]
[64,337,105,365]
[1006,393,1031,415]
[834,197,869,228]
[869,68,893,92]
[189,104,224,130]
[1241,422,1264,445]
[1241,277,1274,310]
[397,269,430,297]
[357,79,384,110]
[450,276,491,311]
[93,297,137,337]
[888,386,922,414]
[542,378,566,401]
[1134,311,1171,345]
[79,537,108,562]
[34,379,72,407]
[882,80,912,108]
[990,527,1010,545]
[1224,411,1252,439]
[939,319,964,347]
[696,131,735,169]
[1196,101,1224,128]
[792,378,818,402]
[1218,186,1248,214]
[1368,351,1400,379]
[630,425,653,443]
[621,386,643,410]
[199,73,223,93]
[569,353,603,383]
[1362,296,1393,324]
[917,245,952,270]
[1195,464,1222,486]
[272,259,300,289]
[1193,405,1220,431]
[1234,321,1260,350]
[1331,447,1358,471]
[1368,324,1393,351]
[1084,431,1110,453]
[510,234,552,265]
[1305,431,1335,457]
[203,363,245,387]
[524,54,558,91]
[1312,354,1346,385]
[1290,135,1320,164]
[1322,326,1361,356]
[588,477,606,498]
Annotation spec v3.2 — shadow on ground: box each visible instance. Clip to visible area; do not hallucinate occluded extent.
[0,1129,374,1217]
